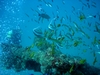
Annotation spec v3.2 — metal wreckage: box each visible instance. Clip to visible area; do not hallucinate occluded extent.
[0,28,100,75]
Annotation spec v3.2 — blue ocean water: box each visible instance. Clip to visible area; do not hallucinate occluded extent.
[0,0,100,75]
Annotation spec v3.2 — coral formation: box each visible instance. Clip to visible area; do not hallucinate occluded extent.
[1,42,100,75]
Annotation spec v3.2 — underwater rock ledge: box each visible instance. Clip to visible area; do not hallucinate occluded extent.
[0,43,100,75]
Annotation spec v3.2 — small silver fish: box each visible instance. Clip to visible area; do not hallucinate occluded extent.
[96,52,100,54]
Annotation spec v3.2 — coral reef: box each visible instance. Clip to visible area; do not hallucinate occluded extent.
[0,43,100,75]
